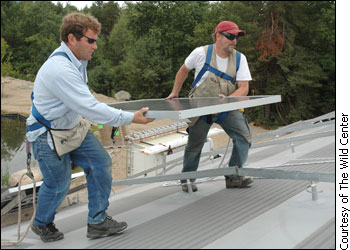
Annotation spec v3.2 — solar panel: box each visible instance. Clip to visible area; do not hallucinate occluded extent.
[109,95,281,120]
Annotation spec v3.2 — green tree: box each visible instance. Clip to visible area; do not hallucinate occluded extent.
[1,37,13,97]
[245,1,335,126]
[88,1,121,38]
[88,59,115,96]
[109,1,209,99]
[1,1,74,80]
[114,37,172,99]
[106,10,133,65]
[1,37,12,77]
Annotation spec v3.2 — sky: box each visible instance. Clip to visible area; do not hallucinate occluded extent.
[51,1,126,10]
[52,1,94,10]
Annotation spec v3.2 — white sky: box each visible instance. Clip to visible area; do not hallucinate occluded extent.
[51,1,93,10]
[51,1,126,10]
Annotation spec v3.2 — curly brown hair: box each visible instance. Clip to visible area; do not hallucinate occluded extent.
[60,13,101,42]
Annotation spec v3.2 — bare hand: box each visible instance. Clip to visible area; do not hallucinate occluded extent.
[133,107,155,124]
[219,94,226,98]
[165,93,178,100]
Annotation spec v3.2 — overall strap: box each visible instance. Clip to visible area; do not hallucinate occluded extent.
[51,51,71,62]
[28,92,52,130]
[27,51,71,132]
[236,51,241,71]
[191,45,213,88]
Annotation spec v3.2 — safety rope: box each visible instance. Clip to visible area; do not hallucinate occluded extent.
[1,139,37,246]
[203,137,231,182]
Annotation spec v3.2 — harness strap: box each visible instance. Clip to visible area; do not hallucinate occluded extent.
[27,51,71,132]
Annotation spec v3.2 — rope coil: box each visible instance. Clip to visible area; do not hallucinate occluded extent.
[1,139,37,246]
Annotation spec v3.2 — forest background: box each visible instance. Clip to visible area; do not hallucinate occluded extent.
[1,1,335,127]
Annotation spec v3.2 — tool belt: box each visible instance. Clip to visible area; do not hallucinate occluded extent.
[50,119,90,157]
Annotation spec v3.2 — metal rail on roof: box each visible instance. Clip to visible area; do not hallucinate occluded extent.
[253,120,334,140]
[112,166,334,187]
[251,130,334,148]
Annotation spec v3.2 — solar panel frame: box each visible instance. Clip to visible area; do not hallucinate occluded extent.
[108,95,281,120]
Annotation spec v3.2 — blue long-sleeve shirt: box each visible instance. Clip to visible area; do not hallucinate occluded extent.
[26,41,134,144]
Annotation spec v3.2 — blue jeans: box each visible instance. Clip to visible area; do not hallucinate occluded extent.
[31,130,112,225]
[182,110,252,183]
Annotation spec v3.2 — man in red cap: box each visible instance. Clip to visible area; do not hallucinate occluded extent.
[166,21,253,192]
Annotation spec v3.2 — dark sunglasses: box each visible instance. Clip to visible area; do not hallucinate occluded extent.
[220,32,239,41]
[83,35,98,44]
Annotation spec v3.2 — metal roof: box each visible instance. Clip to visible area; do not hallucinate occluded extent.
[1,112,335,249]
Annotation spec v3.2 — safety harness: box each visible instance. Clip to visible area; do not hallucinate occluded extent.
[191,44,241,125]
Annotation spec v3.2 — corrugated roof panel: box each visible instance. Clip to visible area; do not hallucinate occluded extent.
[294,217,335,249]
[87,179,309,249]
[299,142,335,159]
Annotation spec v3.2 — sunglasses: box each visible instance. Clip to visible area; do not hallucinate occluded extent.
[220,32,239,41]
[83,35,98,44]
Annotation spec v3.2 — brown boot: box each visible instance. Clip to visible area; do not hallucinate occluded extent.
[181,183,189,192]
[181,182,198,192]
[191,183,198,192]
[225,176,253,188]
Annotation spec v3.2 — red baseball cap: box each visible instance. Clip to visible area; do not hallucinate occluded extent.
[215,21,246,36]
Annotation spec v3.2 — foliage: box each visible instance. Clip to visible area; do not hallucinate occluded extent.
[1,37,12,77]
[114,37,173,98]
[105,11,132,65]
[88,1,121,38]
[87,59,115,96]
[0,1,335,126]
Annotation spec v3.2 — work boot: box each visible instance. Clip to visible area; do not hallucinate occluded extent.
[181,182,198,192]
[191,183,198,192]
[225,176,253,188]
[87,216,127,239]
[181,183,189,192]
[31,222,64,242]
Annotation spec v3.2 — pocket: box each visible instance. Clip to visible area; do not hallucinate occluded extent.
[196,79,220,97]
[219,80,235,96]
[31,141,40,160]
[244,116,252,139]
[31,132,56,161]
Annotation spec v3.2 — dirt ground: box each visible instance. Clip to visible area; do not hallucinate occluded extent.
[1,76,269,226]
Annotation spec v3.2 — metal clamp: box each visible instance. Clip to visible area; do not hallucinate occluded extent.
[306,181,323,201]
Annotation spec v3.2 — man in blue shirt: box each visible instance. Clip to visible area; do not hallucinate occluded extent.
[27,13,154,242]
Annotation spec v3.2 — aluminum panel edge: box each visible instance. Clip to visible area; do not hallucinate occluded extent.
[108,95,281,120]
[178,95,281,119]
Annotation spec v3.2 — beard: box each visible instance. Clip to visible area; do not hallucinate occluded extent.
[223,45,234,55]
